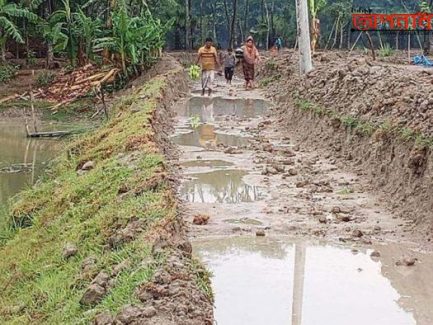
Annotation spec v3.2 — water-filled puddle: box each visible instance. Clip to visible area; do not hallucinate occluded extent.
[0,120,62,205]
[194,237,433,325]
[177,96,268,121]
[181,160,234,168]
[173,124,250,149]
[180,170,264,203]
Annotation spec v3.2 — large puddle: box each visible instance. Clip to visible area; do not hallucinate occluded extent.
[173,124,250,149]
[177,96,268,122]
[0,120,63,206]
[194,237,433,325]
[180,170,264,203]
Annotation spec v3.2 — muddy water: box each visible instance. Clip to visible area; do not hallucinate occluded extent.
[0,120,63,206]
[177,96,267,122]
[194,237,433,325]
[173,124,250,149]
[180,169,265,204]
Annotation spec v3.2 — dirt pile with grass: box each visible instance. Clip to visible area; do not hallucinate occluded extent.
[260,50,433,242]
[0,56,213,324]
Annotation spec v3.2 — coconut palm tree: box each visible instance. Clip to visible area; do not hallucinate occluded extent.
[0,0,37,62]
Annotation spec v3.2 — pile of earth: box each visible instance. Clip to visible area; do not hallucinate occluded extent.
[263,50,433,138]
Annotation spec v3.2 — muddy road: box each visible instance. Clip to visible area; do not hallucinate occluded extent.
[169,71,433,325]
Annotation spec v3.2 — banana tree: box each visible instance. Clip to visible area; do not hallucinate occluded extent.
[308,0,326,51]
[50,0,75,65]
[94,0,169,75]
[0,0,37,62]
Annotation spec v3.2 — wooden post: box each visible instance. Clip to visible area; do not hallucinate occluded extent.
[295,0,313,74]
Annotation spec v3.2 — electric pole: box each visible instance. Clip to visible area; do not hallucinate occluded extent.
[295,0,313,74]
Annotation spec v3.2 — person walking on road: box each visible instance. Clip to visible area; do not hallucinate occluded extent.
[196,37,220,96]
[223,48,236,85]
[241,36,260,90]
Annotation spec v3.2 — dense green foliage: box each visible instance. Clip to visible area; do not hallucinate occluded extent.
[1,0,432,68]
[0,62,17,81]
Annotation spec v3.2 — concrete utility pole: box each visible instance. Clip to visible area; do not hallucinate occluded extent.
[291,243,306,325]
[295,0,313,74]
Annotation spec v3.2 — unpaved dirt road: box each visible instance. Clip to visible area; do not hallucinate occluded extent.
[174,74,416,246]
[170,71,433,325]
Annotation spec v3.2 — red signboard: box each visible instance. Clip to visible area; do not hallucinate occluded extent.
[352,12,433,31]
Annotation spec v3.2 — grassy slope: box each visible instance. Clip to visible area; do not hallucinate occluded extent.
[0,67,189,324]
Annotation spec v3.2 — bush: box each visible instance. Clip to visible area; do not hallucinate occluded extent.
[0,64,19,83]
[379,43,394,57]
[35,71,56,87]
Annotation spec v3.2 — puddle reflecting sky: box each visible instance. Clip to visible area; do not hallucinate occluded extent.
[194,237,428,325]
[173,124,250,149]
[177,96,268,122]
[180,170,264,203]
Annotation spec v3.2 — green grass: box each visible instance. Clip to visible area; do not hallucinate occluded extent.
[337,187,354,195]
[293,96,433,149]
[0,70,203,324]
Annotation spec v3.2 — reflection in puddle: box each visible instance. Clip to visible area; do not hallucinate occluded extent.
[177,96,268,122]
[181,160,234,168]
[173,124,249,149]
[194,237,429,325]
[180,170,264,203]
[0,120,62,206]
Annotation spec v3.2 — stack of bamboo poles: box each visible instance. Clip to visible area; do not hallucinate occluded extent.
[0,64,118,110]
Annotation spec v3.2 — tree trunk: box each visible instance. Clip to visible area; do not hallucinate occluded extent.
[200,0,204,43]
[103,0,116,64]
[332,16,340,49]
[295,0,313,74]
[0,37,6,63]
[264,0,270,50]
[229,0,238,48]
[243,0,249,38]
[347,24,351,49]
[185,0,191,50]
[45,0,54,68]
[395,31,399,50]
[339,23,344,49]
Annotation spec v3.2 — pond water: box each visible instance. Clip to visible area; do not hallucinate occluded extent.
[0,120,64,206]
[194,237,433,325]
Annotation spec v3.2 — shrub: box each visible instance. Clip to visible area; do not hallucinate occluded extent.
[0,64,19,83]
[35,71,56,87]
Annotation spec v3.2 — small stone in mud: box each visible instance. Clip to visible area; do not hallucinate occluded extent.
[143,306,157,318]
[352,229,363,238]
[81,160,95,171]
[338,215,351,222]
[396,257,417,266]
[318,216,327,224]
[62,243,78,259]
[94,312,114,325]
[287,168,298,176]
[256,229,266,237]
[370,250,381,258]
[373,225,382,232]
[193,214,210,225]
[296,180,309,188]
[224,147,242,154]
[331,206,341,214]
[232,226,241,232]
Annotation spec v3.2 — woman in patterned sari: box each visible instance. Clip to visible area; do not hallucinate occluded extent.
[242,36,260,89]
